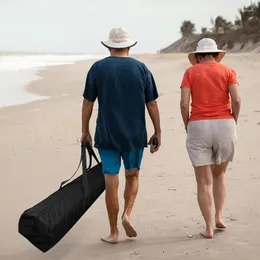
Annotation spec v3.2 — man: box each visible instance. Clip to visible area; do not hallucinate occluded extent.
[81,27,161,244]
[180,38,241,238]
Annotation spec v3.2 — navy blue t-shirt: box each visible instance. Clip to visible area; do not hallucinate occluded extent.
[83,56,159,152]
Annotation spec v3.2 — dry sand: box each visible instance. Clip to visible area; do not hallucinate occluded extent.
[1,53,260,260]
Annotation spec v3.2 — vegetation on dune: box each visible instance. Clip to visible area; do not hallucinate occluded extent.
[161,1,260,53]
[180,1,260,36]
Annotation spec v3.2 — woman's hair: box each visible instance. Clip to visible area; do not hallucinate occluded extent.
[195,52,219,59]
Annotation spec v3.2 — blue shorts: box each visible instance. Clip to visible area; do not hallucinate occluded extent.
[98,148,144,174]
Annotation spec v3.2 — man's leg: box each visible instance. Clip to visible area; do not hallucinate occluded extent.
[103,174,119,243]
[121,149,144,238]
[212,162,229,229]
[122,168,139,237]
[98,149,121,244]
[194,165,214,238]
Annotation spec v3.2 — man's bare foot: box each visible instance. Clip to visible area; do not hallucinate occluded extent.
[200,228,214,239]
[101,233,119,244]
[122,215,137,238]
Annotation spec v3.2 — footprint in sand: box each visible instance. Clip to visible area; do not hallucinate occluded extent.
[226,217,237,222]
[129,251,142,259]
[257,122,260,125]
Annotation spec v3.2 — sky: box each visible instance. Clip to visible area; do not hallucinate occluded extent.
[0,0,254,54]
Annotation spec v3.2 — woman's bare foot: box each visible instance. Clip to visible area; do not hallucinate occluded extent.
[122,215,137,238]
[216,220,227,229]
[101,233,119,244]
[216,215,227,229]
[200,228,214,239]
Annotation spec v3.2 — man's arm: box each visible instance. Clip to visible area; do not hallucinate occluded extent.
[144,67,161,152]
[146,100,161,136]
[229,84,241,123]
[81,64,97,143]
[180,87,191,131]
[81,99,94,137]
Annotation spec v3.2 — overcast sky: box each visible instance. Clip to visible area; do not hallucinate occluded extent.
[0,0,254,54]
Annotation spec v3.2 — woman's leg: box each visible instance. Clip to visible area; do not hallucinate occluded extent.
[211,119,237,229]
[194,165,214,238]
[186,120,214,237]
[211,162,229,228]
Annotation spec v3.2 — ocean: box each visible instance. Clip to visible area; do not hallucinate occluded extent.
[0,53,105,109]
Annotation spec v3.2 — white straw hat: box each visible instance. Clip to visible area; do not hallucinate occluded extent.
[101,27,137,49]
[188,38,226,65]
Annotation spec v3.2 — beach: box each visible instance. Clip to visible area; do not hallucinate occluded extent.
[1,53,260,260]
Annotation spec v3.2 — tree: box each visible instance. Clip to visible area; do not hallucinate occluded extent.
[211,16,233,33]
[201,27,208,34]
[234,17,242,26]
[234,2,260,32]
[237,3,259,26]
[180,20,196,36]
[255,1,260,19]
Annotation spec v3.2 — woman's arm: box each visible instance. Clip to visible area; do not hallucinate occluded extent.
[229,84,241,123]
[180,87,191,131]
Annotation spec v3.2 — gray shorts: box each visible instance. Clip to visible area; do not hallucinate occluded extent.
[186,119,237,167]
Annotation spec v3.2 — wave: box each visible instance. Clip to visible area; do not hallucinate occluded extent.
[0,54,106,72]
[0,53,105,108]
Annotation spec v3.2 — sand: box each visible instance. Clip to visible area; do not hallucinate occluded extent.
[1,53,260,260]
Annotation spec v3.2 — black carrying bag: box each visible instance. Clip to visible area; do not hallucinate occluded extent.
[18,142,105,253]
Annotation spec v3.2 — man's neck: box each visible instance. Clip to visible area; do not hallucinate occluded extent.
[110,53,129,57]
[110,50,129,57]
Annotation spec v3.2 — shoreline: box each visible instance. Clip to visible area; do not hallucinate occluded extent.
[0,52,256,113]
[0,59,96,112]
[0,54,105,110]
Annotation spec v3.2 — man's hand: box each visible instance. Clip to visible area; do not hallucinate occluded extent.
[146,100,161,153]
[148,133,161,153]
[81,132,92,147]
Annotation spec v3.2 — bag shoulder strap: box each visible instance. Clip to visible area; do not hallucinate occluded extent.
[59,157,82,189]
[59,142,94,189]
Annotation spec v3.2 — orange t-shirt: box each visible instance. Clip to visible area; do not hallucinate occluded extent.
[181,62,238,121]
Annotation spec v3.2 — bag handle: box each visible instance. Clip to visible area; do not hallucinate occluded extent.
[59,141,100,189]
[84,141,101,168]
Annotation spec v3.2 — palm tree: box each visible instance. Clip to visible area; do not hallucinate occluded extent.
[223,21,233,32]
[255,1,260,18]
[201,27,208,34]
[180,20,196,36]
[234,17,242,26]
[211,16,232,33]
[238,4,256,26]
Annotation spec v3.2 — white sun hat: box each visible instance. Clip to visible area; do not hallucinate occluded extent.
[101,27,137,49]
[188,38,226,65]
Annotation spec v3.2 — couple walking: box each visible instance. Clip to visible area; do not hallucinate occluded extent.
[81,27,241,243]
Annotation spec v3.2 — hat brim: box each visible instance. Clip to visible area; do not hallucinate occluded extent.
[101,40,137,49]
[188,50,226,65]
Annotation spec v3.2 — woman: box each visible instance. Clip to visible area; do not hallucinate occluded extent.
[180,38,241,238]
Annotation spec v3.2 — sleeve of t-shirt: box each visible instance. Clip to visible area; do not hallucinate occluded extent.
[228,69,239,85]
[180,69,191,89]
[145,69,159,103]
[83,64,97,102]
